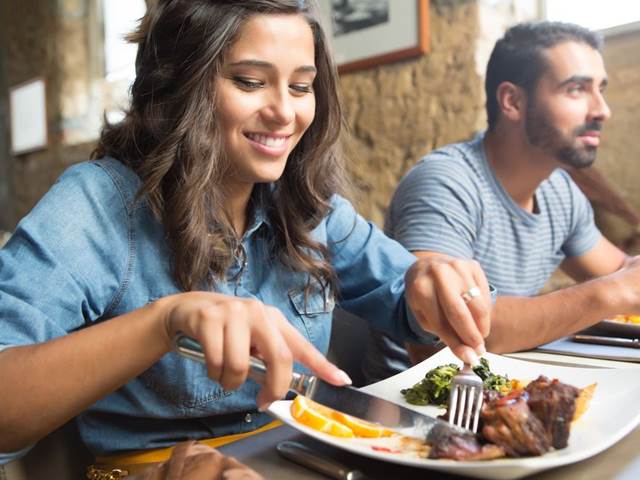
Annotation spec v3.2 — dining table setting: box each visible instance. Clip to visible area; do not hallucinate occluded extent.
[211,318,640,480]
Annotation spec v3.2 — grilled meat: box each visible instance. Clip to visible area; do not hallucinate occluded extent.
[481,390,551,457]
[525,375,580,449]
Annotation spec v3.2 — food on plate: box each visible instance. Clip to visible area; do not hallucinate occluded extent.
[401,358,519,406]
[401,360,596,460]
[574,383,596,421]
[290,395,396,438]
[288,361,596,462]
[612,314,640,324]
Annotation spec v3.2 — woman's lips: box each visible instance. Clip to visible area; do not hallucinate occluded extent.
[244,132,291,156]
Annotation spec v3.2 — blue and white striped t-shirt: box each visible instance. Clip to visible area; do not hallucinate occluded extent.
[385,134,600,296]
[363,133,601,383]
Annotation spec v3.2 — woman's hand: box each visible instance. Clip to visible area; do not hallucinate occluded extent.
[156,292,350,410]
[404,254,492,364]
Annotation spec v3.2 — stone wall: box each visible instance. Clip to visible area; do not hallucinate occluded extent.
[0,0,98,230]
[339,0,484,226]
[592,23,640,244]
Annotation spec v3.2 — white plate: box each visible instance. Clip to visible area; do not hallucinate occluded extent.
[267,348,640,479]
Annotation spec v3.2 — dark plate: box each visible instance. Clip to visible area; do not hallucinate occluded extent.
[585,319,640,338]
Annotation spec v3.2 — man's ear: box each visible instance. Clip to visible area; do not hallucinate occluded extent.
[496,82,526,123]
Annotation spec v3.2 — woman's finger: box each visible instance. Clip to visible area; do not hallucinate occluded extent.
[431,262,485,352]
[219,306,251,391]
[449,259,491,342]
[248,304,294,410]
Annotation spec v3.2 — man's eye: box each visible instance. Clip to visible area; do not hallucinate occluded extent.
[233,77,263,89]
[291,83,313,94]
[567,84,584,94]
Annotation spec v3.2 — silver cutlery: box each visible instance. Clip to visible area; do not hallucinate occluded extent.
[276,440,367,480]
[448,363,484,433]
[174,334,465,440]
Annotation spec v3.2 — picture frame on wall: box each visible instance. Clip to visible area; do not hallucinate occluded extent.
[9,77,48,155]
[319,0,430,74]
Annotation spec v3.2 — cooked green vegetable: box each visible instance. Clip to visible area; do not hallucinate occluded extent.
[473,357,510,392]
[401,363,459,406]
[401,358,510,406]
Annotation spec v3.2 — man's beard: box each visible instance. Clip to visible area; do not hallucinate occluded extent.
[525,103,602,169]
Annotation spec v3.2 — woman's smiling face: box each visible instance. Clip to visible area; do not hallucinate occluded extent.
[215,13,317,191]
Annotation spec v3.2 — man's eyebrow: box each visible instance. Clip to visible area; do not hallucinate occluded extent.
[558,74,608,88]
[227,59,317,74]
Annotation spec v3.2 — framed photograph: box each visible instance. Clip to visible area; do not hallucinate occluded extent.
[319,0,430,74]
[9,77,48,155]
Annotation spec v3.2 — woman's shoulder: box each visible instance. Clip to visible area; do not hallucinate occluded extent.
[59,157,143,214]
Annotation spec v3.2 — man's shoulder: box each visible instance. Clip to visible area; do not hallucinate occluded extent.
[404,136,485,190]
[417,136,481,168]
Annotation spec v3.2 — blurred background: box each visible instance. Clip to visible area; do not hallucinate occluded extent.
[0,0,639,260]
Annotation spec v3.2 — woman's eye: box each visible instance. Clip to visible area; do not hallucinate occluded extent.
[233,77,263,90]
[290,83,313,94]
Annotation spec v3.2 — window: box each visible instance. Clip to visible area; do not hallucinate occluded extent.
[103,0,147,81]
[543,0,640,31]
[102,0,146,123]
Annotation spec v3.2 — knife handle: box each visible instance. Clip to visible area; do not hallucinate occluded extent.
[572,334,640,348]
[276,440,367,480]
[174,335,311,393]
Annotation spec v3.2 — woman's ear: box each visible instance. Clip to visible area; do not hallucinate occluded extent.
[495,82,526,123]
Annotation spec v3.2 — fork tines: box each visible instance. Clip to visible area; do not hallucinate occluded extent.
[448,365,484,433]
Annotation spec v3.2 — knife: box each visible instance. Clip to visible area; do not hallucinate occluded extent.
[276,440,368,480]
[571,334,640,349]
[174,335,466,440]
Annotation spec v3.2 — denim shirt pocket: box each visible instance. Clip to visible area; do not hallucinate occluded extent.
[287,288,335,350]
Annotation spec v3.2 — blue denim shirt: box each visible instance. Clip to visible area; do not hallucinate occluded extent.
[0,158,431,461]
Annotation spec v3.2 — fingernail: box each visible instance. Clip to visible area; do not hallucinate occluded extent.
[257,403,268,412]
[335,369,352,385]
[476,344,486,357]
[463,350,479,366]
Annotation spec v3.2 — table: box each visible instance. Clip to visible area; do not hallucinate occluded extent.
[219,352,640,480]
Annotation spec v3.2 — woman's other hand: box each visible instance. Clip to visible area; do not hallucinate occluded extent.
[404,253,492,364]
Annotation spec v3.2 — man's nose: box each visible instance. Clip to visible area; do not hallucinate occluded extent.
[590,90,611,123]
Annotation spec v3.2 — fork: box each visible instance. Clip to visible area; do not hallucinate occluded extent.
[448,363,484,433]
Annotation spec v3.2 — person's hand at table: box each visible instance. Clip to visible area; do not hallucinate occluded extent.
[156,292,352,411]
[137,440,264,480]
[404,254,492,365]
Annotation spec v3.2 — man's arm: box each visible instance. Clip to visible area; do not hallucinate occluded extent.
[560,236,628,281]
[409,250,640,355]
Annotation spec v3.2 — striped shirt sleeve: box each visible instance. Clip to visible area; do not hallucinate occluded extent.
[385,154,481,259]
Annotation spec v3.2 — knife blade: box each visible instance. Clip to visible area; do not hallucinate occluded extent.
[174,335,466,441]
[571,334,640,349]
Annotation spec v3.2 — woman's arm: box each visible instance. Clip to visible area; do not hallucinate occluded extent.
[0,292,346,452]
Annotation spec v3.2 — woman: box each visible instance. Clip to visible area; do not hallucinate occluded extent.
[0,0,490,464]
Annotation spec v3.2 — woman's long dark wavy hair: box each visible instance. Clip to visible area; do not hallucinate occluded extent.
[92,0,349,295]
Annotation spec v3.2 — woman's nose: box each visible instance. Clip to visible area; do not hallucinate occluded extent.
[263,89,295,125]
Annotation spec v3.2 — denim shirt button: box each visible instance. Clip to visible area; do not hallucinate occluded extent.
[244,413,252,423]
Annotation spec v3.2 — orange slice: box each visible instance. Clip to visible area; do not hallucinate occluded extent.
[331,411,396,438]
[291,395,354,438]
[290,396,396,438]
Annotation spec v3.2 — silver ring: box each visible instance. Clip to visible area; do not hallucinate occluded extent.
[461,286,481,303]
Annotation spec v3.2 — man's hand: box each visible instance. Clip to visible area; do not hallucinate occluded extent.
[404,254,492,364]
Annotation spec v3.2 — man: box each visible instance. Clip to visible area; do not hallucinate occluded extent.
[363,21,640,383]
